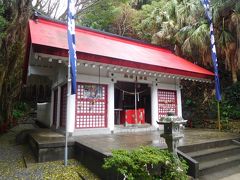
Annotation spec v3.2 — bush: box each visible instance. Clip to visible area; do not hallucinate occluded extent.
[182,81,240,128]
[103,146,188,180]
[221,82,240,120]
[12,102,28,120]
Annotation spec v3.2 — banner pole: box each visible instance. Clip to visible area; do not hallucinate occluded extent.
[65,57,71,166]
[217,101,221,131]
[66,0,77,166]
[64,131,68,166]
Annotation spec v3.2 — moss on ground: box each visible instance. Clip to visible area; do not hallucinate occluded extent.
[222,121,240,134]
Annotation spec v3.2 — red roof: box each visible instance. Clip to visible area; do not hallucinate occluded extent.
[27,17,214,79]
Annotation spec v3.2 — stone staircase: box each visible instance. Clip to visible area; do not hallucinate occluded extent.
[179,139,240,179]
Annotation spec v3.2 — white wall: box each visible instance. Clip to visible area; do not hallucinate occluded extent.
[56,86,61,128]
[37,102,51,127]
[48,61,183,133]
[108,82,115,131]
[177,88,182,117]
[50,90,54,127]
[151,82,159,128]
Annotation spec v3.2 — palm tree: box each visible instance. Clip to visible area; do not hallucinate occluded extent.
[150,0,240,83]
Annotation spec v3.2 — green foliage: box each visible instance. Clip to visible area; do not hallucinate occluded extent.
[203,82,240,122]
[0,3,8,46]
[12,102,28,120]
[80,0,128,31]
[0,0,31,125]
[220,82,240,120]
[183,81,240,128]
[81,0,240,82]
[12,109,24,120]
[103,146,188,180]
[181,81,216,127]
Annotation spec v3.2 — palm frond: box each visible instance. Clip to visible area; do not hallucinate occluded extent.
[175,26,193,44]
[219,30,234,47]
[189,23,209,50]
[181,37,192,55]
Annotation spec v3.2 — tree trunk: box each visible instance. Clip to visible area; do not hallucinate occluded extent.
[0,0,31,125]
[232,69,238,83]
[231,58,238,83]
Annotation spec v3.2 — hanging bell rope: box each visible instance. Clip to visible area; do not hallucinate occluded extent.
[115,85,148,96]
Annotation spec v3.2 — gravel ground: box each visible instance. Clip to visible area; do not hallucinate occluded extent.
[0,124,99,180]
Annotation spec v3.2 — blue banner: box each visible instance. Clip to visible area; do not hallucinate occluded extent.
[201,0,221,101]
[67,0,77,94]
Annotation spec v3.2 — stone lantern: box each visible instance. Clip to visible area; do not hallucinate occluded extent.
[157,113,187,155]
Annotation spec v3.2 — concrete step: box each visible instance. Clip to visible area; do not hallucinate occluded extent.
[199,154,240,176]
[187,144,240,162]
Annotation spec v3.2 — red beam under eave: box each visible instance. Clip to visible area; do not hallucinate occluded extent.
[32,44,213,79]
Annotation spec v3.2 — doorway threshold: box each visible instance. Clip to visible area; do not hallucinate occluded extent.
[114,123,156,133]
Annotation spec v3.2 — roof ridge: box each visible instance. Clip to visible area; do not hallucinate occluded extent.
[33,14,173,54]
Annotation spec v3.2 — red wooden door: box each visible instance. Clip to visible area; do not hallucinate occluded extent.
[158,89,177,118]
[52,88,58,126]
[60,84,67,128]
[75,83,108,128]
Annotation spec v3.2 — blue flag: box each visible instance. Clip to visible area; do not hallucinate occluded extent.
[67,0,77,94]
[201,0,221,101]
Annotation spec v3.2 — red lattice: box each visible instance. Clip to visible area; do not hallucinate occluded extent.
[158,89,177,118]
[60,84,67,127]
[75,83,108,128]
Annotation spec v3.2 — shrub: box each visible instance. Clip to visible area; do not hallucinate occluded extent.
[221,82,240,120]
[12,102,28,120]
[103,146,188,180]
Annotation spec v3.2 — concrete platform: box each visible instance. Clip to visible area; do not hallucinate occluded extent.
[75,128,240,155]
[28,129,75,162]
[27,128,240,179]
[28,128,240,160]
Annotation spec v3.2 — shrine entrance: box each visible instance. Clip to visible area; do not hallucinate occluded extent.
[114,81,151,125]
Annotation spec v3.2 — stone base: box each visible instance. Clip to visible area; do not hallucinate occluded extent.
[28,130,75,162]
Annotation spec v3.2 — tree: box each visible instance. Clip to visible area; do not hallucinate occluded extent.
[111,3,138,36]
[134,0,240,83]
[79,0,119,31]
[32,0,99,20]
[0,0,32,124]
[79,0,139,37]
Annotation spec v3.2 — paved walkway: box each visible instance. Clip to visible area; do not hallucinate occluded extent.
[74,128,240,155]
[30,128,240,156]
[200,165,240,180]
[220,173,240,180]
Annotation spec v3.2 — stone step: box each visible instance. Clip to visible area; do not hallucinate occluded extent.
[179,139,233,153]
[199,164,240,180]
[199,154,240,176]
[187,144,240,162]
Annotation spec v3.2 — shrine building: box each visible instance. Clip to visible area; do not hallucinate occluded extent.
[23,16,214,135]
